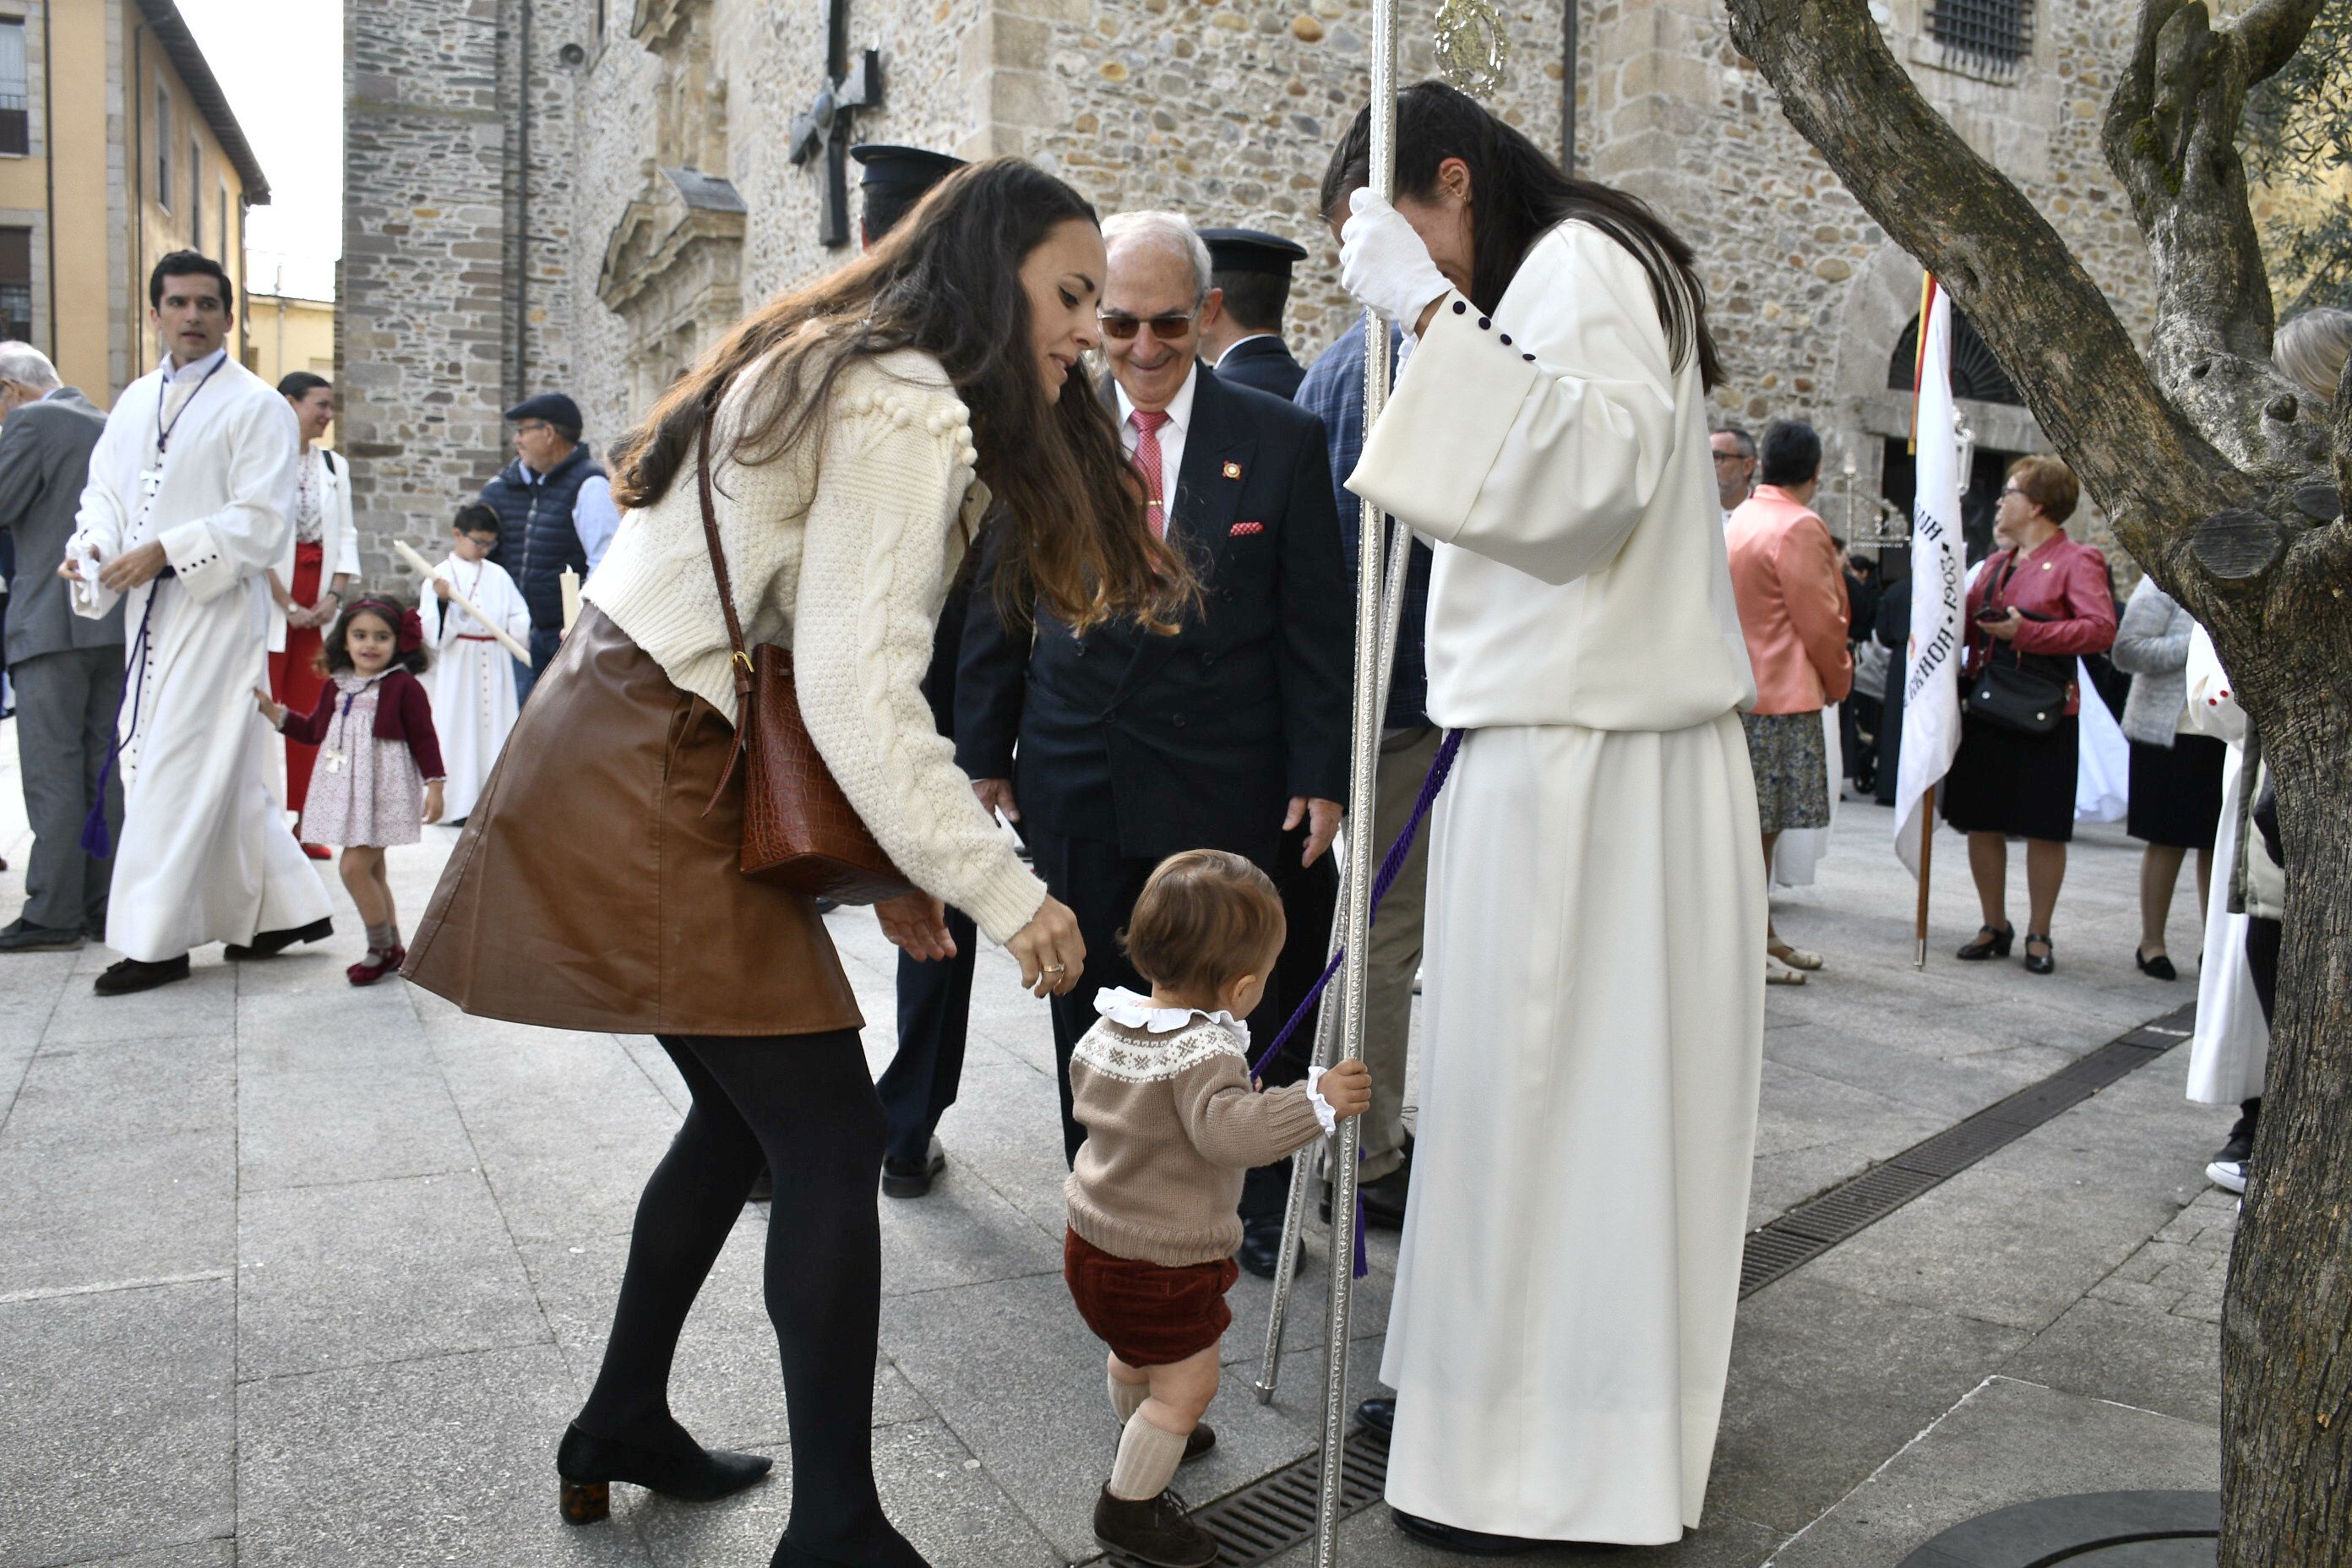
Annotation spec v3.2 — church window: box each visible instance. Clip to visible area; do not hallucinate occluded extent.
[0,20,28,156]
[190,139,204,248]
[1926,0,2034,70]
[1888,304,2024,406]
[156,83,172,209]
[0,228,32,344]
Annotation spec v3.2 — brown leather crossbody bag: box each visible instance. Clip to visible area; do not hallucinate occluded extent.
[694,402,916,903]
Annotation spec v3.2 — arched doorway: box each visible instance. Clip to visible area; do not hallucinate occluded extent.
[1881,306,2028,565]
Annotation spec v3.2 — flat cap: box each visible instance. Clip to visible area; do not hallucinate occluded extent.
[1199,227,1309,277]
[850,144,966,199]
[503,392,584,433]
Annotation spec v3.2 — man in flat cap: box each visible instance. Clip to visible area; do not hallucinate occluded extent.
[851,143,966,250]
[479,391,618,701]
[1197,227,1311,398]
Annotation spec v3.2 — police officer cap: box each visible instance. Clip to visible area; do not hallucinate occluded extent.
[849,144,966,199]
[1198,228,1309,277]
[503,392,584,439]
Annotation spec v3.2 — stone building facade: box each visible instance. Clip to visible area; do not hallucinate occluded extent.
[341,0,2157,581]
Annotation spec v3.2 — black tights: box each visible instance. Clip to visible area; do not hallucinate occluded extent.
[577,1030,923,1566]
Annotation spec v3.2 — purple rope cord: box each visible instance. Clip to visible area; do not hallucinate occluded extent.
[80,590,157,859]
[1250,727,1464,1278]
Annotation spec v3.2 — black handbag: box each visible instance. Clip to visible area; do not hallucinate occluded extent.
[1961,553,2071,735]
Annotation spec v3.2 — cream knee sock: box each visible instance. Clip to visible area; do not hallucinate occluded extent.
[1108,1369,1149,1424]
[1108,1409,1190,1501]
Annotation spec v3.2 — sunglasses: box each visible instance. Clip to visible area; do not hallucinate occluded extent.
[1097,310,1198,341]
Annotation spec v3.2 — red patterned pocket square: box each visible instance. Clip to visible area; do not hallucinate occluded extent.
[1229,520,1265,536]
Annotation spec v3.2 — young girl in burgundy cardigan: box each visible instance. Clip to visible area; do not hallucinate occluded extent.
[254,598,445,984]
[1064,849,1372,1567]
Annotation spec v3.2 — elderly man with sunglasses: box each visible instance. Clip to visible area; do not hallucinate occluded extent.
[957,210,1352,1273]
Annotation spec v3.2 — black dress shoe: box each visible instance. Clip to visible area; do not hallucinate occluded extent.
[555,1419,771,1524]
[94,954,190,995]
[225,916,335,961]
[1391,1508,1551,1555]
[1355,1395,1396,1435]
[745,1168,774,1203]
[1183,1422,1215,1462]
[2135,945,2177,981]
[881,1136,947,1200]
[1236,1217,1298,1279]
[2023,934,2055,975]
[1956,923,2015,961]
[1361,1166,1410,1229]
[1094,1485,1218,1567]
[0,917,84,953]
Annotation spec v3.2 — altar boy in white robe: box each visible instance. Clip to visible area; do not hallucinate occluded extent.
[1324,85,1764,1549]
[417,502,529,823]
[63,252,333,995]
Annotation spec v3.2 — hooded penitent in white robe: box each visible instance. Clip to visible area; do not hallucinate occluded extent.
[1348,220,1766,1544]
[68,353,330,962]
[417,553,530,821]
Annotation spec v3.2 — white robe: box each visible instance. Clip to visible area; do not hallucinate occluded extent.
[1348,222,1765,1543]
[68,356,329,962]
[417,553,529,821]
[2180,625,2267,1105]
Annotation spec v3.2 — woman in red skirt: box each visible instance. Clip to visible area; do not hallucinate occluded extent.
[269,373,359,857]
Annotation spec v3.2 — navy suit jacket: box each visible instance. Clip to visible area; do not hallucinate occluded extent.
[1212,336,1307,400]
[956,366,1350,864]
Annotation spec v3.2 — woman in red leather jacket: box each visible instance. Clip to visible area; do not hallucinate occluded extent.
[1944,456,2117,975]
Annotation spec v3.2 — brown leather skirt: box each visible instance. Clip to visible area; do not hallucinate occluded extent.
[403,606,863,1037]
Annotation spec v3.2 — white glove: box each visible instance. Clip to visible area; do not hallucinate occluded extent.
[1339,188,1451,328]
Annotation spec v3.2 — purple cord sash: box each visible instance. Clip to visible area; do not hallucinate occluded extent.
[1249,727,1464,1278]
[80,590,158,859]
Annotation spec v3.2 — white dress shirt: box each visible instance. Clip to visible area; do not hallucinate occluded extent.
[1113,362,1199,514]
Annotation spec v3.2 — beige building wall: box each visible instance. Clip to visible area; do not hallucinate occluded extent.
[0,1,263,406]
[247,290,336,442]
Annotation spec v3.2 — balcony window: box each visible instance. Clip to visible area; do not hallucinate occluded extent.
[0,227,33,343]
[0,21,27,156]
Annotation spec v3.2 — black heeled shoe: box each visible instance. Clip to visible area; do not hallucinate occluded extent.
[1956,923,2014,961]
[555,1419,771,1524]
[2023,934,2055,975]
[2135,945,2177,981]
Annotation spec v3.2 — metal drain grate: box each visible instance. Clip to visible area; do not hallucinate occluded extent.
[1736,1002,2194,1296]
[1100,1425,1392,1567]
[1141,1004,2195,1563]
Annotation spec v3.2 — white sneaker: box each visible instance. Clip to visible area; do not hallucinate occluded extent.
[2206,1159,2247,1195]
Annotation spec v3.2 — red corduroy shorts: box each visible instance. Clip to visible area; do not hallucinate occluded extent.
[1064,1228,1240,1368]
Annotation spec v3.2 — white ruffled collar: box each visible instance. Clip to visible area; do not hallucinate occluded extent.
[1092,986,1250,1052]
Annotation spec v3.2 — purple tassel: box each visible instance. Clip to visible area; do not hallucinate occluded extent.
[82,594,155,859]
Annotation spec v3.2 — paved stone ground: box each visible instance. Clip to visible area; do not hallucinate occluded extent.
[0,716,2239,1568]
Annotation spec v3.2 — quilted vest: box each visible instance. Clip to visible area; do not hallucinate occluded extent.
[483,442,607,630]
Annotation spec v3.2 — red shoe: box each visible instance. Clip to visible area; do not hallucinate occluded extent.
[302,843,333,861]
[346,945,406,987]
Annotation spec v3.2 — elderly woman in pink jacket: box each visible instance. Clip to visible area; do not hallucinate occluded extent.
[1724,418,1853,983]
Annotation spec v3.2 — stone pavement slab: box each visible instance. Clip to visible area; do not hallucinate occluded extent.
[0,713,2241,1568]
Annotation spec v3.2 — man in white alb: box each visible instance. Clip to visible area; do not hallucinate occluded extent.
[63,251,333,994]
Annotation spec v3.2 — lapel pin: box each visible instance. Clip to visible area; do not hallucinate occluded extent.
[1222,461,1243,480]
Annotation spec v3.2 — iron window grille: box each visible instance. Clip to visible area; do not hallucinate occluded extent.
[1927,0,2034,72]
[0,19,25,156]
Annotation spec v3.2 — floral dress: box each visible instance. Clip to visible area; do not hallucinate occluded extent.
[297,672,427,848]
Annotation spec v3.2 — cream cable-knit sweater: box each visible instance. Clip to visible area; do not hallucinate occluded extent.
[585,343,1048,945]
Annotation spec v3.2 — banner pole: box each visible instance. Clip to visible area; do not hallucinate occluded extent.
[1914,782,1935,970]
[1312,0,1398,1558]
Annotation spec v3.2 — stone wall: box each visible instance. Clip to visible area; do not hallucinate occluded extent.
[340,0,591,585]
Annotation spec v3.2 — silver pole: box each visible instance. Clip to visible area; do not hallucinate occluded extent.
[1315,3,1399,1555]
[1254,513,1413,1404]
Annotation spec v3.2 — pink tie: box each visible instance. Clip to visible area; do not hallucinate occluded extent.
[1130,408,1171,539]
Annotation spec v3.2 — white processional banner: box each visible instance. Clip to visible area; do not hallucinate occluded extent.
[1895,277,1966,876]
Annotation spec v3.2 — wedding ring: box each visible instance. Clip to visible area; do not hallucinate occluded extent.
[1042,964,1068,977]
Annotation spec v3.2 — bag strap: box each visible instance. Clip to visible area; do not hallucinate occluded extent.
[695,393,756,814]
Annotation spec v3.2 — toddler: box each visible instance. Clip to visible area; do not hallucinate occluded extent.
[255,598,445,984]
[1064,849,1371,1568]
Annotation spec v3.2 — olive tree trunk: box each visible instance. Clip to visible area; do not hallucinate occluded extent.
[1719,2,2352,1561]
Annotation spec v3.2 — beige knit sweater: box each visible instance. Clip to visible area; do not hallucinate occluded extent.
[1066,1011,1326,1267]
[585,343,1048,945]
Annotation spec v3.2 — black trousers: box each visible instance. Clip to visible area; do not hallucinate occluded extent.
[876,906,979,1165]
[2246,916,2282,1026]
[576,1031,918,1565]
[1026,826,1286,1167]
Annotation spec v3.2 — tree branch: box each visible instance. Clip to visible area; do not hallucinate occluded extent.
[1724,0,2252,581]
[2101,0,2322,375]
